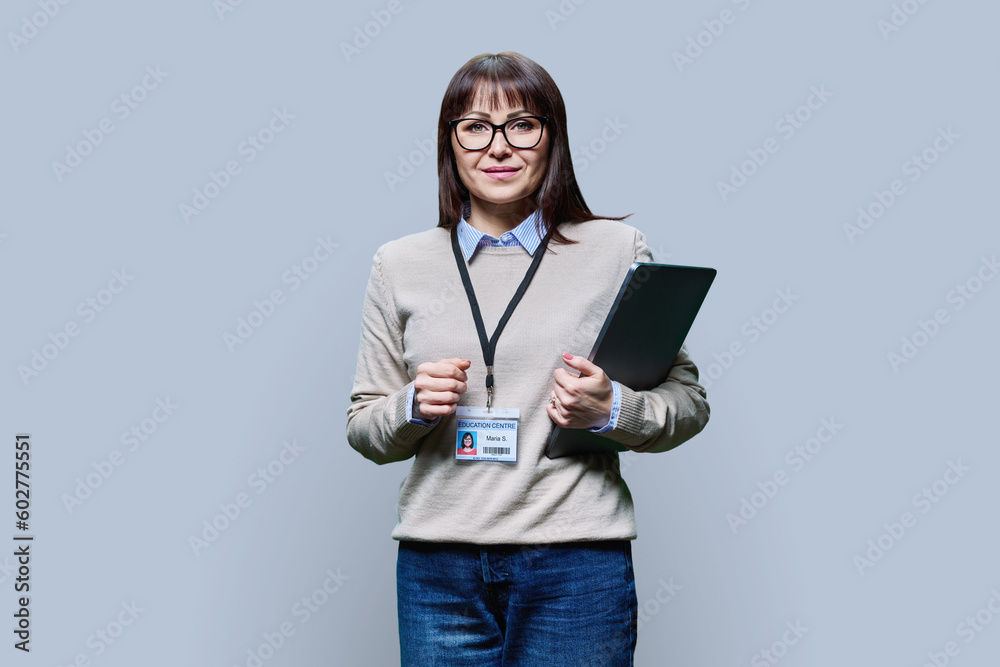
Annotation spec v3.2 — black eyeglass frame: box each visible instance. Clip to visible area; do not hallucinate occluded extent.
[448,115,549,151]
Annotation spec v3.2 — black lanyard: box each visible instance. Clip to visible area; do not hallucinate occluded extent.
[450,224,552,410]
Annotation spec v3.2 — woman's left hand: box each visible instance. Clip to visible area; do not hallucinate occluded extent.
[547,353,614,430]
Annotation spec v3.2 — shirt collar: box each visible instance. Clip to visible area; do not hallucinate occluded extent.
[455,203,545,262]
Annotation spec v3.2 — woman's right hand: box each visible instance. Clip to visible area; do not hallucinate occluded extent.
[413,358,471,420]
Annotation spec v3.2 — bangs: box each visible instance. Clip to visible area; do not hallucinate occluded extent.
[443,53,552,119]
[464,77,533,114]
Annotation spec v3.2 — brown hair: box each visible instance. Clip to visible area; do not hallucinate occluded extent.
[436,52,629,246]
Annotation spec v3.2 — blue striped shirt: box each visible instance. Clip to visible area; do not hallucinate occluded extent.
[454,205,545,261]
[407,207,621,433]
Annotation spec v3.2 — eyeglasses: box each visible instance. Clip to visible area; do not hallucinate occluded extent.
[449,116,548,151]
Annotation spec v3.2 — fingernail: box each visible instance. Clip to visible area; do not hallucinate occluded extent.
[563,352,573,360]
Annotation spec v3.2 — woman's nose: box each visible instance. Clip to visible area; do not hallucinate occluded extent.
[487,129,512,157]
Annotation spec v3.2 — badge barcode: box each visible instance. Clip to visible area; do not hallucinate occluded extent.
[482,446,510,455]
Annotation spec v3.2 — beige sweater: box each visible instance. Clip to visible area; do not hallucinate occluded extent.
[346,219,710,543]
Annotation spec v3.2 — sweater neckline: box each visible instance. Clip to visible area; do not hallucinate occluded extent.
[471,245,535,257]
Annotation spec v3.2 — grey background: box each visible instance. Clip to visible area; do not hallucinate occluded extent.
[2,0,999,665]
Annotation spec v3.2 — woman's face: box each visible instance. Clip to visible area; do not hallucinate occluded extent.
[451,89,550,215]
[462,434,473,449]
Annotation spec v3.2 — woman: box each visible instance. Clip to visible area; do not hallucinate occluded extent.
[458,431,476,455]
[347,51,710,666]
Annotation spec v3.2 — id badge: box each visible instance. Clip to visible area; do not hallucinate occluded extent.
[455,406,519,462]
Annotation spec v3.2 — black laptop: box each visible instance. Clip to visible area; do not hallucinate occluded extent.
[545,262,716,458]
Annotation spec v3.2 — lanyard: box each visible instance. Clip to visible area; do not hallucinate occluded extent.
[450,224,551,410]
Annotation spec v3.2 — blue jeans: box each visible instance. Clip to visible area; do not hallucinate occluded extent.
[397,540,637,666]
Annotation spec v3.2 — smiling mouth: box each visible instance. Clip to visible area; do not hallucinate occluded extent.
[483,167,520,179]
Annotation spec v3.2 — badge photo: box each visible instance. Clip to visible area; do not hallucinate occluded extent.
[457,430,477,455]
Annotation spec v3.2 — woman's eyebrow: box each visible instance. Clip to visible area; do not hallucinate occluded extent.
[464,109,532,119]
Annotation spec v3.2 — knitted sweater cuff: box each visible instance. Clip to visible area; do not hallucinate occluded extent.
[603,383,648,449]
[393,383,439,441]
